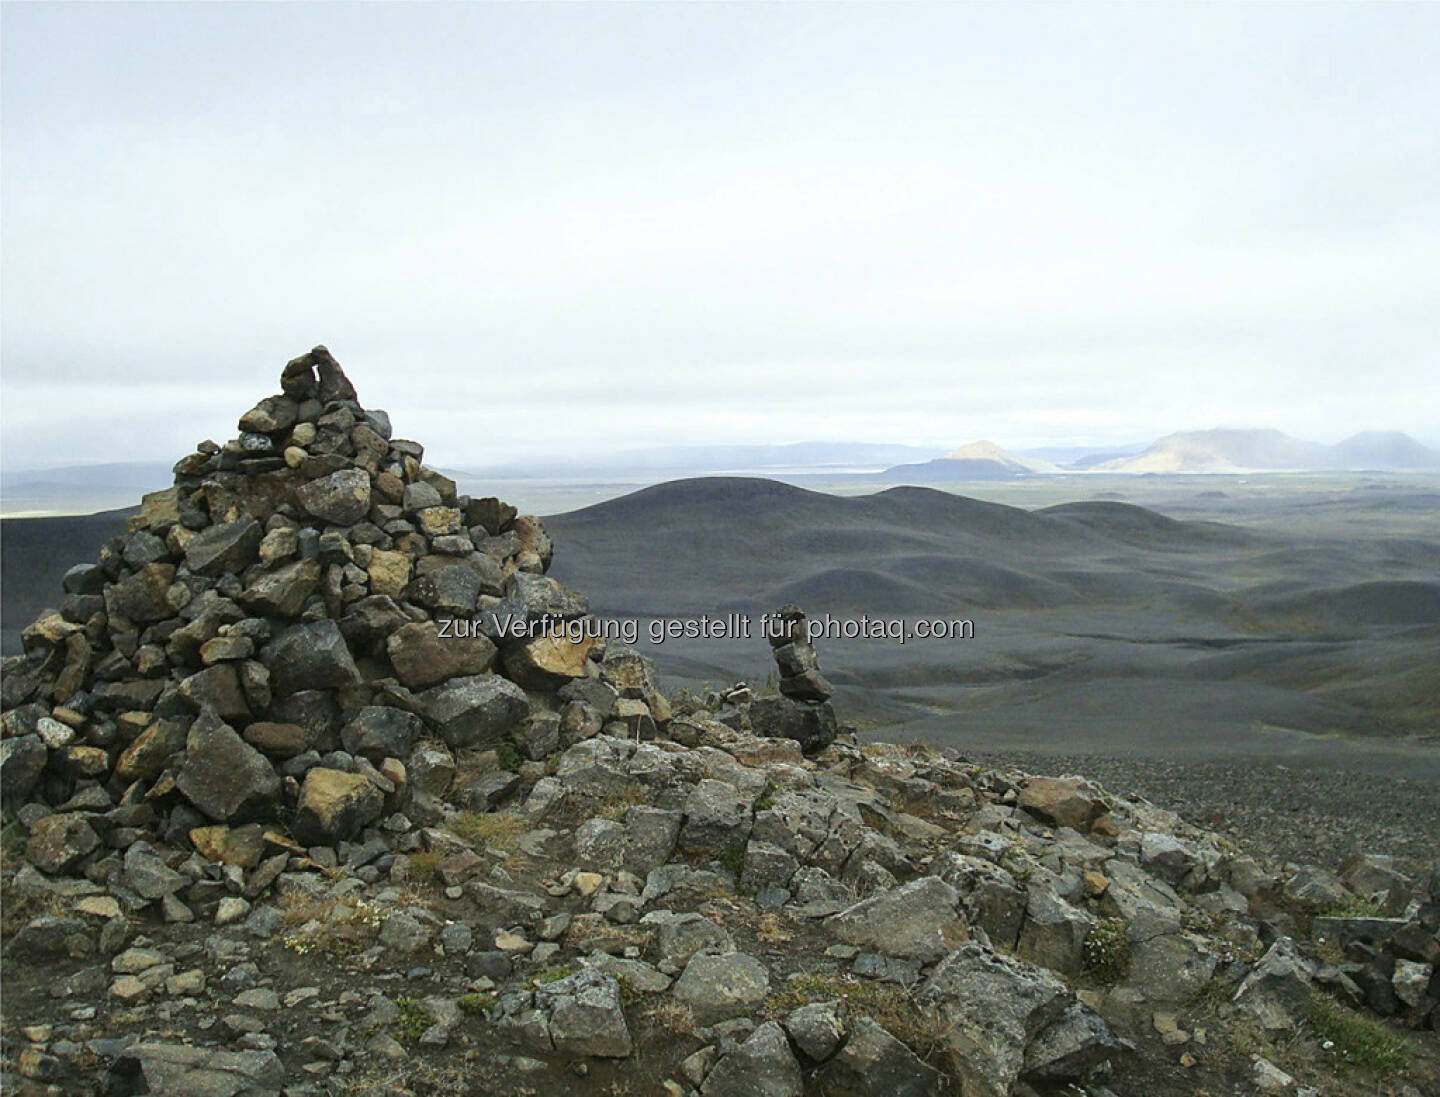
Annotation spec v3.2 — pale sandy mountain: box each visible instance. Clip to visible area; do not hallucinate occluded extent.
[1098,429,1334,473]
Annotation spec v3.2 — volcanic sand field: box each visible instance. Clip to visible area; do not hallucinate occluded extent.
[7,473,1440,790]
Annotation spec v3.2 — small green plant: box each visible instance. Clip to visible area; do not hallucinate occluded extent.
[719,842,747,883]
[392,998,435,1044]
[614,974,647,1006]
[753,780,779,813]
[532,963,580,986]
[1082,918,1132,985]
[457,991,496,1016]
[494,742,521,772]
[1309,996,1413,1076]
[764,972,949,1062]
[1319,894,1386,919]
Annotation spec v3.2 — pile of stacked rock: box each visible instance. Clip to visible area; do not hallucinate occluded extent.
[0,346,673,868]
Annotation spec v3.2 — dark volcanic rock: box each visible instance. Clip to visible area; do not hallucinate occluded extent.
[265,620,361,696]
[419,673,530,749]
[184,518,262,577]
[176,721,281,822]
[748,696,838,754]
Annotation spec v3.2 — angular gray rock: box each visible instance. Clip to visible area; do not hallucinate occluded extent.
[917,944,1071,1097]
[265,620,361,697]
[700,1020,803,1097]
[828,876,967,962]
[673,950,770,1020]
[296,467,371,526]
[341,706,424,763]
[184,518,262,578]
[419,673,530,749]
[176,721,281,822]
[817,1016,943,1096]
[534,968,632,1057]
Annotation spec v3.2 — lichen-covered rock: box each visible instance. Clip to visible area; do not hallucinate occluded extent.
[26,812,101,874]
[673,950,770,1020]
[828,876,967,962]
[700,1020,802,1097]
[296,468,371,526]
[293,767,385,844]
[533,968,632,1058]
[386,621,497,690]
[419,673,529,749]
[175,721,281,823]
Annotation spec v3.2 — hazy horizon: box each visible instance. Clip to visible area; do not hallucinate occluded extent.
[4,3,1439,474]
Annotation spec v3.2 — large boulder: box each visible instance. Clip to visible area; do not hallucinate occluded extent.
[293,767,385,844]
[386,621,497,690]
[917,944,1071,1097]
[175,721,281,822]
[828,876,968,962]
[296,468,371,526]
[700,1020,803,1097]
[816,1017,942,1096]
[419,674,529,749]
[748,696,837,754]
[266,620,361,697]
[183,518,262,578]
[105,1043,283,1097]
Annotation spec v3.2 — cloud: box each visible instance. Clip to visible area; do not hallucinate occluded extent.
[3,2,1438,472]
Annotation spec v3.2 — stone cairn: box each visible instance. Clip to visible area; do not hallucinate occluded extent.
[0,346,677,859]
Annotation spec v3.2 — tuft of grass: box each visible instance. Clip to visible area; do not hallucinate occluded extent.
[449,811,525,851]
[392,997,435,1044]
[595,788,647,821]
[642,999,698,1037]
[1319,894,1387,919]
[764,973,950,1062]
[457,991,496,1016]
[405,850,445,882]
[278,892,384,958]
[1082,918,1132,986]
[0,886,66,935]
[1309,996,1413,1077]
[494,742,521,772]
[532,963,580,986]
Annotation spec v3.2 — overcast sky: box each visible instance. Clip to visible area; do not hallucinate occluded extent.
[3,2,1438,472]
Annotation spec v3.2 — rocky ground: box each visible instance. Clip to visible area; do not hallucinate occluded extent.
[955,750,1440,874]
[2,348,1437,1096]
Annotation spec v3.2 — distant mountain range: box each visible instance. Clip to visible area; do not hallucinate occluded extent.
[879,429,1440,480]
[1094,429,1440,474]
[878,440,1063,481]
[4,430,1438,517]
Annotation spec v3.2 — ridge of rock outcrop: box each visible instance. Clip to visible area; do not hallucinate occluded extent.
[1,349,1436,1097]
